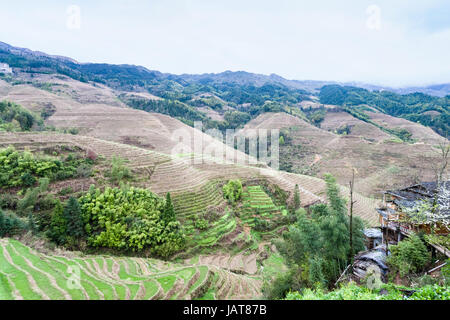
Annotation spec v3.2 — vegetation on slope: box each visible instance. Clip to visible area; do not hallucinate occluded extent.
[263,174,366,299]
[0,101,42,132]
[285,282,449,300]
[319,85,450,138]
[0,146,94,189]
[79,187,185,257]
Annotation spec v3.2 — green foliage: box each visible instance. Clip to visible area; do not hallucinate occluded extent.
[0,146,93,189]
[46,201,66,245]
[0,101,40,132]
[0,193,18,210]
[194,217,209,230]
[285,282,450,300]
[223,111,251,129]
[0,209,25,237]
[307,109,326,126]
[107,156,132,184]
[387,234,431,277]
[222,180,243,205]
[79,186,185,256]
[442,259,450,286]
[27,213,38,235]
[408,284,450,300]
[320,85,449,138]
[16,178,49,216]
[20,172,37,188]
[335,125,351,135]
[63,197,84,240]
[123,97,209,124]
[293,184,300,210]
[263,269,299,300]
[272,174,365,293]
[162,193,175,223]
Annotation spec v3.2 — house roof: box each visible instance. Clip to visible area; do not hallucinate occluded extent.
[381,180,450,225]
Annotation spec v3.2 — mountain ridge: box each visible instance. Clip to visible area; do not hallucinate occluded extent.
[1,41,449,96]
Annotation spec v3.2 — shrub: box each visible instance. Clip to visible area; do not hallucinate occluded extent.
[222,180,243,205]
[46,201,66,245]
[20,172,37,188]
[76,163,92,178]
[107,156,132,184]
[58,186,73,196]
[387,234,431,277]
[0,209,26,237]
[0,193,18,210]
[409,284,450,300]
[293,184,301,210]
[194,218,208,230]
[0,146,93,189]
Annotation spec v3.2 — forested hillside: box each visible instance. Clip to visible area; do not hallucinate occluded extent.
[319,85,449,138]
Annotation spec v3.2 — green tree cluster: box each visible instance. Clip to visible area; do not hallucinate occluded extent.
[0,146,93,189]
[0,101,40,132]
[265,174,365,299]
[0,209,25,237]
[222,180,243,205]
[79,186,185,257]
[386,234,431,277]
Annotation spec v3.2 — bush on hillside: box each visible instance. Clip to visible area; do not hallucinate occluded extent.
[0,209,26,237]
[222,179,243,205]
[387,234,431,277]
[79,186,185,257]
[0,146,94,189]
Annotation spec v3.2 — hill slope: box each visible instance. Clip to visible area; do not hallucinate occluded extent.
[241,112,446,196]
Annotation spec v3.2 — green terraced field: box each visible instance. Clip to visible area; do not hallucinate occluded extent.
[240,186,284,227]
[0,238,261,300]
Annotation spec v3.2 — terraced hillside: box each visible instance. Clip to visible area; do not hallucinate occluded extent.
[0,76,252,163]
[240,186,285,227]
[0,238,261,300]
[241,112,447,197]
[0,132,379,227]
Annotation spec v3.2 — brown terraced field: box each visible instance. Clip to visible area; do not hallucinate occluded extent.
[241,112,446,197]
[0,132,378,226]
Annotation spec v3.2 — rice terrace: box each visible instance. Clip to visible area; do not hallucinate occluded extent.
[0,1,449,308]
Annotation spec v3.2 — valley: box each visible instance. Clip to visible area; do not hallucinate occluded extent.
[0,41,448,301]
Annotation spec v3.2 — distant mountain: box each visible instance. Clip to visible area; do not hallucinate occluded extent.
[393,83,450,97]
[0,41,449,97]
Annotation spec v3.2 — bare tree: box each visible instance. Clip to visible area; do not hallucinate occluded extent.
[348,168,357,261]
[431,142,450,212]
[433,142,450,184]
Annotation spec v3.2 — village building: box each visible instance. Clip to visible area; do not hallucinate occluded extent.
[0,63,13,74]
[376,181,450,257]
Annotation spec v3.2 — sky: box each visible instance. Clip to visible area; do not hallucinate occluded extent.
[0,0,449,87]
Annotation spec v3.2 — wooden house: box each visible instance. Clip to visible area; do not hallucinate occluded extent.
[376,181,449,254]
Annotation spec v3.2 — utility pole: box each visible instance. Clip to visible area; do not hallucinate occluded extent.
[348,169,356,262]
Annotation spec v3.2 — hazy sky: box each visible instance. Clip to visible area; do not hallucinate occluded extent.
[1,0,449,87]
